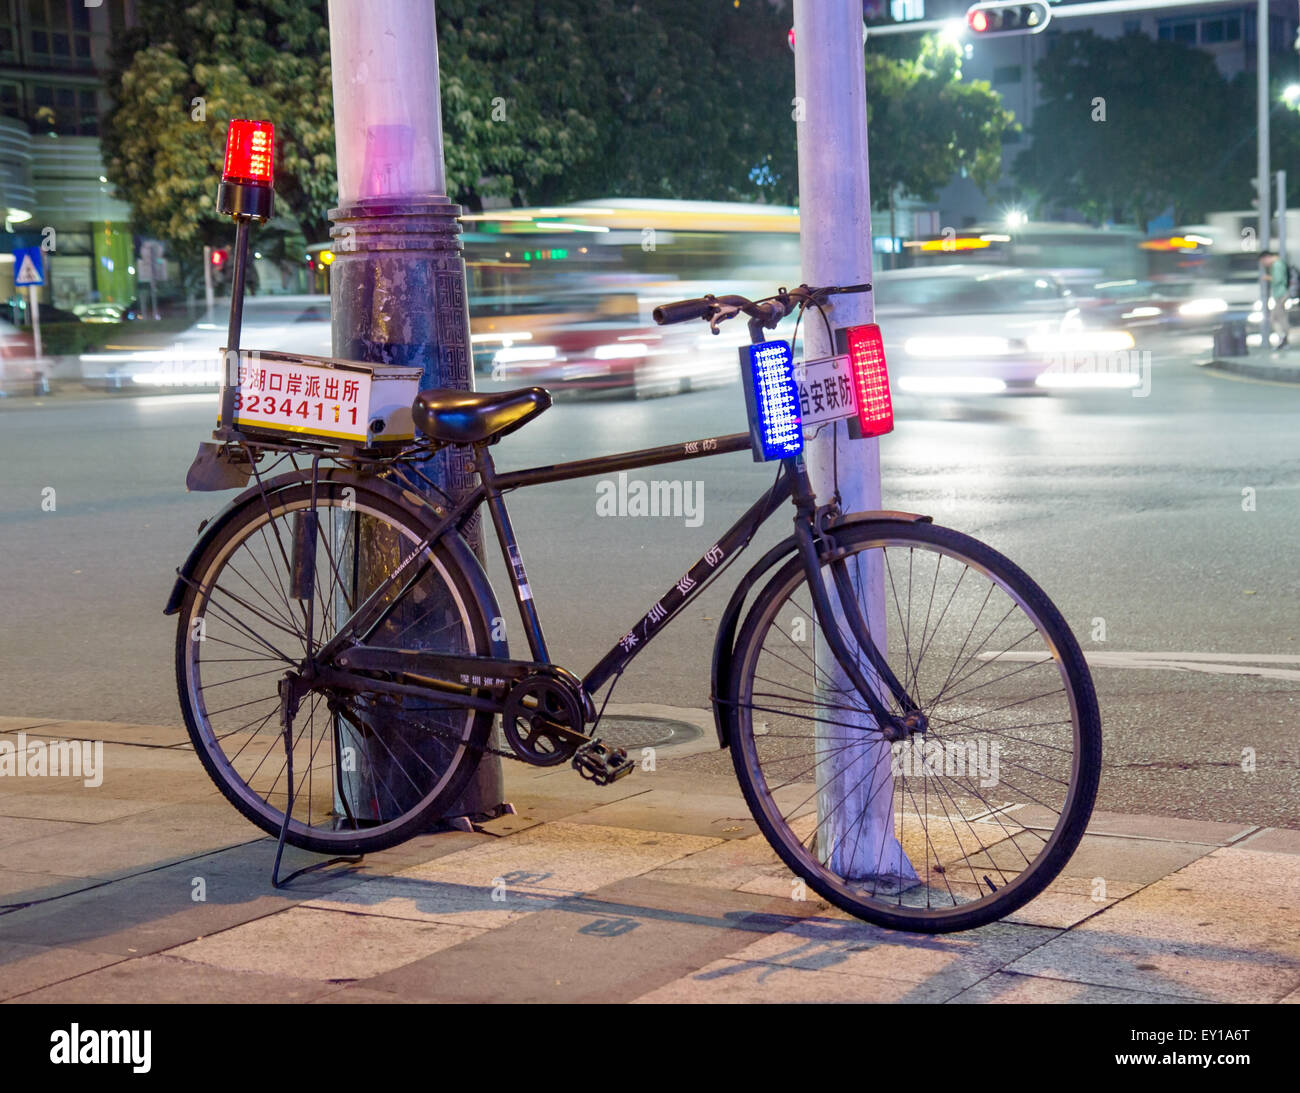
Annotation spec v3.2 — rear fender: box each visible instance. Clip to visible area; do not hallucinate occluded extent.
[163,472,504,658]
[709,509,931,749]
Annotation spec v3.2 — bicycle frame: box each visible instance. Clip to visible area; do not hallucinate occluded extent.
[307,427,922,738]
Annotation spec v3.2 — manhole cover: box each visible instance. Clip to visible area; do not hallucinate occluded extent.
[591,715,703,751]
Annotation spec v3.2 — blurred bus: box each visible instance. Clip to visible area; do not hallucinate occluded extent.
[897,222,1146,287]
[459,199,800,366]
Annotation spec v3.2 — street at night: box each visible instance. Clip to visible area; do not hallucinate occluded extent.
[3,345,1296,826]
[0,0,1297,1031]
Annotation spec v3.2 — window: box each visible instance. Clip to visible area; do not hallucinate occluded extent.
[890,0,924,22]
[30,82,99,134]
[1203,17,1241,44]
[0,81,18,119]
[25,1,93,67]
[1158,20,1197,44]
[993,65,1022,84]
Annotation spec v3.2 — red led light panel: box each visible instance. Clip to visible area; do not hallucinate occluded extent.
[845,324,894,438]
[223,120,275,186]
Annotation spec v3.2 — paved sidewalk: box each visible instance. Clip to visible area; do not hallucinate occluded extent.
[0,714,1297,1004]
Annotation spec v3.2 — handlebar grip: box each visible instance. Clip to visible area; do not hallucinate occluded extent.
[653,298,714,325]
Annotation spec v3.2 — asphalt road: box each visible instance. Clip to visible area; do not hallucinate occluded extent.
[1,346,1297,825]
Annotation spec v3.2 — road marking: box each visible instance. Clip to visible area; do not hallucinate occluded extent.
[981,650,1300,682]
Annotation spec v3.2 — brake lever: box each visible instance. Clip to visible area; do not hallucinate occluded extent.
[709,303,742,335]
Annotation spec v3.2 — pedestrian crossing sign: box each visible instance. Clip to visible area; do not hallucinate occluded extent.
[13,246,43,286]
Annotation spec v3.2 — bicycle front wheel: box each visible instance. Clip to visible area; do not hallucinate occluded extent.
[174,478,495,854]
[728,520,1101,933]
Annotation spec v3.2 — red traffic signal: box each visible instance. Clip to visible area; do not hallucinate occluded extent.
[210,248,228,268]
[966,2,1051,35]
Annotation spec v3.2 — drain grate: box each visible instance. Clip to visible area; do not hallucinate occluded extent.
[590,715,702,751]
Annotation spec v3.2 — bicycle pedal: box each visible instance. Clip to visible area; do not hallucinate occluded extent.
[572,740,635,786]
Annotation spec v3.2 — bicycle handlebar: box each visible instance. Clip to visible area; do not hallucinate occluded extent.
[652,297,715,325]
[652,283,873,334]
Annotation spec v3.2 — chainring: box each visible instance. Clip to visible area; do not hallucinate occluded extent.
[501,672,588,766]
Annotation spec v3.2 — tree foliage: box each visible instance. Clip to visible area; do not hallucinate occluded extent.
[102,0,335,247]
[101,1,1011,253]
[866,37,1017,210]
[1013,30,1245,226]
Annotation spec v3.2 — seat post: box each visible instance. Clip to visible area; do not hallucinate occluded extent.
[476,444,551,664]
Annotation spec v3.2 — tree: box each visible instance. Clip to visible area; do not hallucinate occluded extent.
[102,0,335,252]
[865,36,1018,228]
[1014,30,1243,226]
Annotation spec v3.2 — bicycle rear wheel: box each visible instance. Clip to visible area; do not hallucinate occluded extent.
[728,520,1101,932]
[174,478,495,854]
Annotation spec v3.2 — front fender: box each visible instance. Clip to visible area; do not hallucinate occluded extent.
[709,509,931,749]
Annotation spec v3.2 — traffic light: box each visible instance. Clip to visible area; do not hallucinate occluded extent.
[966,2,1051,35]
[210,248,228,269]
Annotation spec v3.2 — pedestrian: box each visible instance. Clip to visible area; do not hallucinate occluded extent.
[1259,249,1290,348]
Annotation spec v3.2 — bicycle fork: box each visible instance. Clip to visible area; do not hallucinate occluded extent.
[792,518,927,742]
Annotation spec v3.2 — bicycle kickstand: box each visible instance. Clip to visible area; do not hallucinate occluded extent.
[269,673,362,888]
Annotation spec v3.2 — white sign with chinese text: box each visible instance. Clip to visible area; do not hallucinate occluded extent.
[233,357,372,442]
[793,354,857,430]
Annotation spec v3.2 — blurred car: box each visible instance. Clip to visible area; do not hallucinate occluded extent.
[874,266,1137,395]
[75,300,140,323]
[490,317,737,398]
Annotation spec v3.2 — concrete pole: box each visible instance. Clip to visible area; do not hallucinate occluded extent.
[1260,0,1272,344]
[327,0,502,823]
[793,0,916,884]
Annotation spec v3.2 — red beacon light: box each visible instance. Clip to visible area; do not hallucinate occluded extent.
[843,324,894,438]
[217,119,275,222]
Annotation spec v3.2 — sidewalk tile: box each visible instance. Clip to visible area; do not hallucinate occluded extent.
[1081,812,1257,846]
[356,877,810,1003]
[0,941,124,1002]
[1236,828,1300,855]
[0,791,160,823]
[167,906,484,981]
[563,786,760,839]
[1049,833,1217,885]
[10,953,338,1003]
[0,800,260,878]
[946,971,1213,1004]
[0,816,86,849]
[0,868,95,903]
[1007,849,1300,1002]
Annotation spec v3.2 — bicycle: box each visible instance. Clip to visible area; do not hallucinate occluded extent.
[166,282,1101,933]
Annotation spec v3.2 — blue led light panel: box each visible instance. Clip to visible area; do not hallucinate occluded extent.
[739,340,803,462]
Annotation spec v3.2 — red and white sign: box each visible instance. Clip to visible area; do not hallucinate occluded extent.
[232,356,372,442]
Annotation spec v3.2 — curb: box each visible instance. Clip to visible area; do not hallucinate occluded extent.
[1207,356,1300,383]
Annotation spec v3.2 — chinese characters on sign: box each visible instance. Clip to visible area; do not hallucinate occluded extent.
[229,357,373,442]
[793,354,858,430]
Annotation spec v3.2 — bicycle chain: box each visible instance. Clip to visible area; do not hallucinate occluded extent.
[328,694,581,764]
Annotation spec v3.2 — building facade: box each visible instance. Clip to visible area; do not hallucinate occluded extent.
[0,0,137,312]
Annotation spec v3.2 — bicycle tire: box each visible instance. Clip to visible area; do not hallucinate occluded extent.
[174,478,495,854]
[727,519,1101,933]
